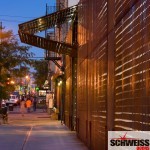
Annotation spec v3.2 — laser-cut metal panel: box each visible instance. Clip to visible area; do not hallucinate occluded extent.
[114,0,150,131]
[65,56,72,128]
[77,0,107,149]
[115,0,139,23]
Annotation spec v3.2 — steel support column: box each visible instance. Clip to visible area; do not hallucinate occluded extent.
[71,12,78,131]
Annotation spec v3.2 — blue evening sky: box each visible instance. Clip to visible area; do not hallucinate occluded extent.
[0,0,56,58]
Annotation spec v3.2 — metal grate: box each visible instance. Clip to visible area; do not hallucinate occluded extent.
[115,0,139,23]
[77,0,150,149]
[114,0,150,131]
[77,0,107,149]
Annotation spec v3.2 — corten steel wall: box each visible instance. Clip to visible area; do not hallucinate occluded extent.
[65,55,72,128]
[77,0,108,150]
[114,0,150,131]
[77,0,150,149]
[65,17,78,130]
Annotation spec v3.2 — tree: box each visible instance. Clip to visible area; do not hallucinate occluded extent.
[32,60,48,89]
[0,29,34,100]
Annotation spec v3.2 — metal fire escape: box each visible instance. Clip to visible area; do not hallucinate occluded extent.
[18,5,78,57]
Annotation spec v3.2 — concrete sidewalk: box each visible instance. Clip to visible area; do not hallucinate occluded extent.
[0,107,88,150]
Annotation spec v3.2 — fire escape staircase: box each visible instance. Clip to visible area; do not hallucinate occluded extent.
[18,5,78,57]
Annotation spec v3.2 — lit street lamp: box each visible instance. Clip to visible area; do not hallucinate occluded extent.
[10,80,15,85]
[25,75,30,96]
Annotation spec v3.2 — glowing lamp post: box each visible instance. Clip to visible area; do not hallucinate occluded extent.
[25,75,30,96]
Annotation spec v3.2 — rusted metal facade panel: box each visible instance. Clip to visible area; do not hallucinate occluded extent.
[77,59,88,142]
[115,0,139,23]
[65,55,72,128]
[90,39,107,150]
[92,1,107,48]
[77,0,107,149]
[78,0,150,149]
[114,0,150,131]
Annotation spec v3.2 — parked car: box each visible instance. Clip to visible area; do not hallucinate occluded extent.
[6,95,19,106]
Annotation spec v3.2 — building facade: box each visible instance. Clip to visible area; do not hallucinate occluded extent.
[18,0,150,150]
[76,0,150,149]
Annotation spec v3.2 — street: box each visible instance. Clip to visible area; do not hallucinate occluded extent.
[0,107,88,150]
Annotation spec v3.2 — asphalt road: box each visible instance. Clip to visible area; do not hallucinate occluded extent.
[0,107,88,150]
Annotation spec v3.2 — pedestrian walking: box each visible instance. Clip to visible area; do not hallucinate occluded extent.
[33,96,37,111]
[1,104,8,124]
[25,97,32,113]
[1,99,6,108]
[20,96,26,116]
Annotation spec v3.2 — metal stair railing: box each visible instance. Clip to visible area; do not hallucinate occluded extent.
[19,5,77,34]
[18,5,78,57]
[18,31,77,56]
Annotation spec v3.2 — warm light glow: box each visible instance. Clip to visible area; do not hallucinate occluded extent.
[38,18,42,25]
[25,75,29,79]
[10,80,15,84]
[58,80,62,86]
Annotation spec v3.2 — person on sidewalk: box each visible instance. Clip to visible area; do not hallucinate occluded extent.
[25,97,32,113]
[33,96,37,111]
[1,103,8,124]
[20,96,26,116]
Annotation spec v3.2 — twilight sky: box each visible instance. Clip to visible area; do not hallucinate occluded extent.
[0,0,56,58]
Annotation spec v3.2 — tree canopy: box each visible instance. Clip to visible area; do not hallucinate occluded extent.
[32,60,48,89]
[0,29,34,100]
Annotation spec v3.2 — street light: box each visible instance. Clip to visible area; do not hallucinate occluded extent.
[57,79,64,124]
[58,80,62,86]
[10,80,15,85]
[25,75,29,80]
[6,78,15,85]
[25,75,30,96]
